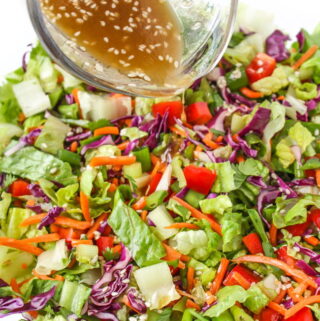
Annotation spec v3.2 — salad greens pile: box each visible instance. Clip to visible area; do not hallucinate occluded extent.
[1,7,320,321]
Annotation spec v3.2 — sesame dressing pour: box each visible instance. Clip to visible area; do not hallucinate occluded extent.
[40,0,184,86]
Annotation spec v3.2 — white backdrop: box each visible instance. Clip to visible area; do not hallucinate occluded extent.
[0,0,320,320]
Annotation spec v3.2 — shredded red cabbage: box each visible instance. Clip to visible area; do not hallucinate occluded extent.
[247,176,268,189]
[28,184,50,203]
[176,187,189,199]
[38,207,64,229]
[266,30,290,62]
[65,131,92,143]
[296,260,318,276]
[294,243,320,264]
[296,30,306,52]
[127,288,147,314]
[81,135,114,155]
[65,94,75,105]
[208,107,229,133]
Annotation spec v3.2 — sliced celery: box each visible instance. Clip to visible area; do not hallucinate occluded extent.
[75,244,98,264]
[123,162,142,179]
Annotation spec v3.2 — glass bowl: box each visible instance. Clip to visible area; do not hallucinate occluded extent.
[27,0,238,97]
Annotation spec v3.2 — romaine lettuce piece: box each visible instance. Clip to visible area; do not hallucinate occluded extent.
[206,162,236,193]
[199,195,232,216]
[244,284,270,314]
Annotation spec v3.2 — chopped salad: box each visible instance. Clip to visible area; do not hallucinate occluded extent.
[1,8,320,321]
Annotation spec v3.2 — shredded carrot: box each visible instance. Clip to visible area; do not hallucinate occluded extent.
[89,156,136,167]
[10,278,21,294]
[132,197,147,211]
[178,261,186,269]
[292,45,319,70]
[183,122,193,129]
[87,213,108,240]
[240,87,264,99]
[150,161,161,178]
[20,213,47,226]
[23,233,60,243]
[71,240,93,246]
[117,141,130,151]
[170,126,187,137]
[165,223,199,230]
[28,311,39,319]
[18,112,26,123]
[210,258,230,294]
[232,134,240,143]
[236,155,245,163]
[195,145,203,153]
[273,288,287,304]
[108,184,117,193]
[162,243,182,261]
[304,235,320,246]
[18,277,34,288]
[151,154,160,165]
[185,299,201,311]
[293,281,308,296]
[72,88,80,105]
[112,178,119,186]
[94,126,120,136]
[203,132,220,150]
[187,267,195,292]
[50,224,59,233]
[140,210,148,222]
[215,136,224,143]
[21,263,28,270]
[270,224,278,247]
[70,141,78,153]
[0,239,43,256]
[112,244,122,254]
[124,119,132,127]
[176,288,198,301]
[80,191,91,222]
[232,272,251,290]
[55,217,92,230]
[267,302,286,316]
[57,74,64,84]
[316,169,320,187]
[159,163,167,173]
[32,270,64,281]
[277,96,285,101]
[288,286,301,303]
[180,254,191,262]
[233,255,317,288]
[205,291,217,305]
[26,199,36,207]
[172,196,222,235]
[285,295,320,318]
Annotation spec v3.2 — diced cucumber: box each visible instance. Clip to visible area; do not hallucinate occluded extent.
[123,162,142,179]
[148,205,178,240]
[184,190,205,209]
[7,208,32,239]
[133,147,152,172]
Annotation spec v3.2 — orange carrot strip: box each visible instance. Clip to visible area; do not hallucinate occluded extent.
[108,184,117,193]
[165,223,200,230]
[240,87,264,99]
[292,45,319,70]
[316,169,320,188]
[55,217,92,230]
[80,191,91,222]
[178,261,186,269]
[172,196,222,235]
[277,96,285,101]
[28,311,39,319]
[267,302,286,316]
[195,145,203,153]
[20,213,47,227]
[270,224,278,246]
[89,156,136,167]
[23,233,60,243]
[288,286,301,303]
[162,243,182,261]
[293,281,308,296]
[72,88,80,105]
[86,213,108,240]
[233,255,317,288]
[304,235,320,246]
[18,113,26,123]
[170,126,187,137]
[117,141,129,151]
[215,136,224,143]
[151,154,160,165]
[132,197,147,211]
[26,199,36,207]
[186,299,201,311]
[236,155,245,163]
[10,278,21,294]
[32,270,64,281]
[273,288,287,304]
[112,244,122,254]
[210,258,230,294]
[70,141,78,153]
[203,133,219,150]
[176,289,198,301]
[21,263,28,270]
[140,210,148,222]
[150,161,161,178]
[187,267,195,292]
[71,240,93,246]
[94,126,120,136]
[0,240,43,256]
[285,295,320,318]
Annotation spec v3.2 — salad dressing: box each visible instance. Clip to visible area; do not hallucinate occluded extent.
[40,0,184,85]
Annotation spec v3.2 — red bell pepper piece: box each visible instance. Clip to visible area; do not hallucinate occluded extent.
[223,265,261,287]
[259,308,283,321]
[9,180,31,197]
[285,216,312,236]
[152,101,183,126]
[185,102,212,125]
[276,246,297,268]
[246,53,276,84]
[96,236,114,255]
[147,172,162,195]
[310,208,320,229]
[242,233,264,254]
[183,165,216,195]
[286,307,314,321]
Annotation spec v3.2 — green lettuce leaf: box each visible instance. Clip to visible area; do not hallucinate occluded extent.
[0,192,11,231]
[0,123,23,155]
[221,213,243,252]
[108,194,165,267]
[204,286,248,317]
[206,162,236,193]
[238,159,269,177]
[35,116,70,155]
[0,147,77,186]
[120,127,148,141]
[6,208,32,239]
[244,285,270,314]
[0,83,21,124]
[199,195,232,216]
